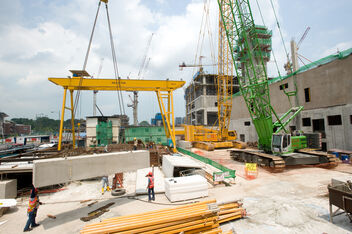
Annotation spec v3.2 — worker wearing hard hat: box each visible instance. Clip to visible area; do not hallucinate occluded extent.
[133,137,138,151]
[23,185,42,232]
[146,172,155,202]
[101,175,111,195]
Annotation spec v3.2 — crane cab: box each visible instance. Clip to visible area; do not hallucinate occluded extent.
[271,133,292,155]
[227,130,237,141]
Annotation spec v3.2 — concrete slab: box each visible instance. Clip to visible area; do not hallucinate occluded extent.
[33,150,150,188]
[165,175,208,202]
[135,167,165,195]
[0,179,17,199]
[176,140,192,149]
[162,155,203,178]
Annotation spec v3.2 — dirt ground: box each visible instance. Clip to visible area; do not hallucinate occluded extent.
[1,150,351,234]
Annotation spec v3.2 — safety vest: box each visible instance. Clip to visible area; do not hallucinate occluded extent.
[148,176,154,188]
[27,196,38,213]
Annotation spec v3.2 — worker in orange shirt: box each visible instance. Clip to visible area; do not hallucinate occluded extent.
[23,185,42,232]
[146,172,155,202]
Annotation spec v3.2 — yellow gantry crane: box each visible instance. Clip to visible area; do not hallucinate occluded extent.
[49,71,185,152]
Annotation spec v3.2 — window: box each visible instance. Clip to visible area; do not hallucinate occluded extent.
[302,118,311,127]
[304,88,310,102]
[350,115,352,124]
[279,83,288,90]
[244,121,251,126]
[327,115,342,126]
[322,142,327,152]
[240,134,245,142]
[157,137,161,142]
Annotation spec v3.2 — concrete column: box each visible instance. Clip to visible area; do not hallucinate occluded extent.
[291,40,299,72]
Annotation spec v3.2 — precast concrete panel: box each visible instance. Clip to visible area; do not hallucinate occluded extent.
[33,150,150,188]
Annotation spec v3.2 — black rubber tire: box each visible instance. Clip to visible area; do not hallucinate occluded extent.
[111,188,126,196]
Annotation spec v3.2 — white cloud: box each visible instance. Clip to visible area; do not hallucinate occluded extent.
[0,0,350,123]
[321,41,352,57]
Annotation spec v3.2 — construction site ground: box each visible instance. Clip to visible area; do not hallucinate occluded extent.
[1,149,352,233]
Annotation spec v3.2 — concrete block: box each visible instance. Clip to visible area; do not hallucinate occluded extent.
[33,150,150,188]
[0,179,17,199]
[176,140,192,149]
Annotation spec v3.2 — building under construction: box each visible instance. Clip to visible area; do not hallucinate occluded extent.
[185,71,239,126]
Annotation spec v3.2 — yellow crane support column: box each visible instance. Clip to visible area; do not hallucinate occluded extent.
[57,88,76,151]
[70,90,76,150]
[58,88,67,151]
[156,90,176,152]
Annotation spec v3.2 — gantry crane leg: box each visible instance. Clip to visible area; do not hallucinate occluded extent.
[156,90,176,152]
[58,88,76,151]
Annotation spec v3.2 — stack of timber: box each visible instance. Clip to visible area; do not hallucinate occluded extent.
[80,199,245,234]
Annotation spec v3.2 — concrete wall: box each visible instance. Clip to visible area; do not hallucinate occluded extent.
[0,179,17,199]
[230,54,352,150]
[33,150,150,188]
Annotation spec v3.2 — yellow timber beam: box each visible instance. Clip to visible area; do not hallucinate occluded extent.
[48,77,185,91]
[50,77,185,151]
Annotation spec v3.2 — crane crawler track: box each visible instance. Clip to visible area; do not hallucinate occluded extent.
[229,148,338,172]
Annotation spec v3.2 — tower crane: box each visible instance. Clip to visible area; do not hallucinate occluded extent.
[128,33,154,126]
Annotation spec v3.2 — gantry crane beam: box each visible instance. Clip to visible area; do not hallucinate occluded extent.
[48,77,185,91]
[49,77,185,151]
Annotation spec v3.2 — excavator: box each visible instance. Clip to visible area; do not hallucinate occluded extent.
[216,0,337,171]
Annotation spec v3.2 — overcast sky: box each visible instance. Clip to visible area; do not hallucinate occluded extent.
[0,0,351,123]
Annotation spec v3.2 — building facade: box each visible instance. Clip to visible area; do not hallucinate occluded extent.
[230,49,352,151]
[3,121,31,137]
[0,112,8,138]
[184,71,239,126]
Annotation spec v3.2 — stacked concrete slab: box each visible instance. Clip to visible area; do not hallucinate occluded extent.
[0,179,17,199]
[33,150,150,188]
[176,140,192,149]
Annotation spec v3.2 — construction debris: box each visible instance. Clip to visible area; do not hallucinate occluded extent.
[80,199,245,233]
[80,202,115,222]
[47,214,56,219]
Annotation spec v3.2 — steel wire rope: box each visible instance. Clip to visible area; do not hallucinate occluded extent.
[105,3,125,116]
[74,1,102,117]
[62,1,102,145]
[268,0,292,74]
[254,0,281,78]
[205,0,217,71]
[188,0,208,125]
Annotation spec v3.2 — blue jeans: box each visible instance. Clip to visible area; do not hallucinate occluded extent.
[24,211,36,231]
[102,176,109,188]
[148,187,155,201]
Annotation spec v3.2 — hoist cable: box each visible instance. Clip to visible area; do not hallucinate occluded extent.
[105,3,125,115]
[74,1,102,117]
[254,0,281,78]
